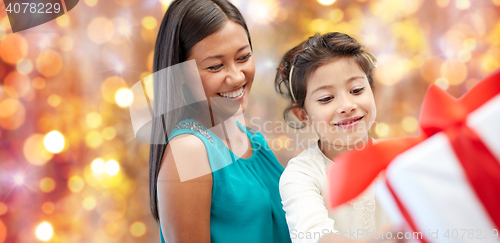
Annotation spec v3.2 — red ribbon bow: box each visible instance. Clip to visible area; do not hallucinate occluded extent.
[327,69,500,229]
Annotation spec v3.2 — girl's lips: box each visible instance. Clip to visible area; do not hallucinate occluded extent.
[334,116,364,129]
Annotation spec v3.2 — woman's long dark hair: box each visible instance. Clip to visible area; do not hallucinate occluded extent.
[149,0,252,222]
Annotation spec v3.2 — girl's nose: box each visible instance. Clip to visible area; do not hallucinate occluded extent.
[336,94,357,114]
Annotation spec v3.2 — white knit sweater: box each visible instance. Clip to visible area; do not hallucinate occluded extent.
[279,141,391,243]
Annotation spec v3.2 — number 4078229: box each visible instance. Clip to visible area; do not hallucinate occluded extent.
[5,3,61,14]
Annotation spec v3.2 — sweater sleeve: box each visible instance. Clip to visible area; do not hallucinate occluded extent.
[279,157,336,243]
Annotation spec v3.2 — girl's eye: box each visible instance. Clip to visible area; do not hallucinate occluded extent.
[238,53,251,61]
[318,96,333,103]
[207,64,223,71]
[351,87,365,94]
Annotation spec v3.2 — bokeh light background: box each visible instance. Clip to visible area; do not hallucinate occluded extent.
[0,0,499,242]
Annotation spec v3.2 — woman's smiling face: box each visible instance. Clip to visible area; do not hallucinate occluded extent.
[186,20,255,116]
[299,57,376,146]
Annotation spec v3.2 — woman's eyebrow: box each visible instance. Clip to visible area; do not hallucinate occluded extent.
[201,44,250,63]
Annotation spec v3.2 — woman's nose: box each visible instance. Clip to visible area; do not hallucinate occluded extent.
[336,94,357,114]
[225,63,245,85]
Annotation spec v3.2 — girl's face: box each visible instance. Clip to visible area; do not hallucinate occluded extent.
[186,20,255,116]
[296,57,376,146]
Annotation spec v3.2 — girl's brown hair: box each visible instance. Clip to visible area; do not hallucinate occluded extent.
[274,32,377,128]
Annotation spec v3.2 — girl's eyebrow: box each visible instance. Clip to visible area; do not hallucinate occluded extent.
[201,44,250,63]
[311,76,365,95]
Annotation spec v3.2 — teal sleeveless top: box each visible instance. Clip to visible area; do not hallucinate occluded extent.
[159,119,291,243]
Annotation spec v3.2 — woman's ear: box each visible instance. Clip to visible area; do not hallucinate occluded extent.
[292,107,311,126]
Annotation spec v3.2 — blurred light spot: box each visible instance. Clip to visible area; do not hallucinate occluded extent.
[463,38,476,51]
[318,0,336,6]
[59,36,74,51]
[465,78,479,91]
[160,0,173,6]
[38,36,52,49]
[0,219,5,243]
[39,177,56,193]
[101,76,128,103]
[14,174,24,185]
[47,95,61,107]
[105,221,122,237]
[147,51,154,72]
[24,134,53,165]
[401,116,419,133]
[0,99,20,118]
[44,131,65,153]
[68,176,85,193]
[437,0,449,7]
[105,160,120,176]
[36,49,63,77]
[4,71,30,98]
[56,15,70,27]
[115,88,134,108]
[329,9,344,22]
[91,158,106,174]
[375,55,411,85]
[86,131,103,148]
[35,221,53,241]
[435,77,450,90]
[0,98,25,130]
[0,24,5,40]
[455,0,470,10]
[16,59,33,75]
[88,17,115,44]
[481,54,500,73]
[113,0,138,6]
[115,63,124,73]
[130,221,147,237]
[375,123,389,137]
[248,0,275,24]
[102,127,117,140]
[278,135,291,149]
[494,0,500,6]
[84,0,98,7]
[41,202,55,214]
[32,77,46,89]
[86,112,102,128]
[0,33,28,64]
[142,16,157,30]
[116,20,131,36]
[82,196,97,210]
[440,59,467,85]
[421,57,444,83]
[457,50,471,63]
[0,202,7,215]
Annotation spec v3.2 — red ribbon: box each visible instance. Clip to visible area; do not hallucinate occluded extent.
[327,69,500,228]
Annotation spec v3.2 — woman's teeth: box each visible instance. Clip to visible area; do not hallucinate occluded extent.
[218,86,244,98]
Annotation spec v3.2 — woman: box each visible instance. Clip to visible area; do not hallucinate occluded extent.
[149,0,292,242]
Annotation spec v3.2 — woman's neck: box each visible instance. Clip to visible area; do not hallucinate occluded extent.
[318,135,372,161]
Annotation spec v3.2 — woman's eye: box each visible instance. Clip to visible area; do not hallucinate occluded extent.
[318,96,333,103]
[238,53,251,61]
[207,64,223,71]
[351,87,365,94]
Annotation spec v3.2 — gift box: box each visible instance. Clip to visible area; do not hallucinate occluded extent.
[327,69,500,243]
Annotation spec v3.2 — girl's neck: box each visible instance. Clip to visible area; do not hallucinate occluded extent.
[318,135,372,161]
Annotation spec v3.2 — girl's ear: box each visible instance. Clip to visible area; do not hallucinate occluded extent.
[292,107,311,126]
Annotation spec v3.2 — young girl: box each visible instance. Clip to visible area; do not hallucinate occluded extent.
[275,32,391,242]
[149,0,291,242]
